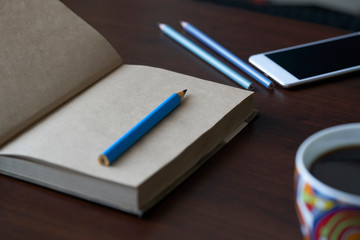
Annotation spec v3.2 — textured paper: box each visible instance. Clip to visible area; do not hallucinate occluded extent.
[0,0,122,146]
[0,65,253,188]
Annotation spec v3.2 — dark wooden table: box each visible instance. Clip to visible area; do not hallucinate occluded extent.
[1,0,359,239]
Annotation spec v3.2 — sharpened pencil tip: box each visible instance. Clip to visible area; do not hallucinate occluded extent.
[248,84,254,91]
[177,89,187,101]
[268,82,275,90]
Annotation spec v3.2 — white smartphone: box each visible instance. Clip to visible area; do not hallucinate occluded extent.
[249,32,360,88]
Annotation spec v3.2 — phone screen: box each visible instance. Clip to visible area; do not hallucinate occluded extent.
[265,34,360,79]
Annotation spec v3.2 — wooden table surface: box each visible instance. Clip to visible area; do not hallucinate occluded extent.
[1,0,359,239]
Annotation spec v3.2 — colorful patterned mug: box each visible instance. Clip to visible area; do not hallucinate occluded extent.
[295,123,360,240]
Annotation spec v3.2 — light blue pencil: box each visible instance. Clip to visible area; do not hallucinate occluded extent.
[98,90,187,166]
[181,21,274,89]
[158,23,253,90]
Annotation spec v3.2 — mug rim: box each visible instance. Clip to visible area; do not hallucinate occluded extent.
[296,123,360,205]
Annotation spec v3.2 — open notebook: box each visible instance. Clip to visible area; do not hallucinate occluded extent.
[0,0,255,215]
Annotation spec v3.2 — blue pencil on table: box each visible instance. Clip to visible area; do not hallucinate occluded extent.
[158,23,253,91]
[98,90,187,166]
[180,21,274,89]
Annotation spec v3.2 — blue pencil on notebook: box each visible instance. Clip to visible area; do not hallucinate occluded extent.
[158,23,254,91]
[180,21,274,89]
[98,90,187,166]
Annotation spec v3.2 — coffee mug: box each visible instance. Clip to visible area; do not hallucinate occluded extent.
[295,123,360,240]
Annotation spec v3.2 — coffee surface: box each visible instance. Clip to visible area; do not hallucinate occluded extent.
[310,146,360,196]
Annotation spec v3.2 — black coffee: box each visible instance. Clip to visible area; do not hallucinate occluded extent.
[310,146,360,196]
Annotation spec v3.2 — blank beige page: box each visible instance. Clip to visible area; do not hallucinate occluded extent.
[0,0,122,146]
[0,65,253,188]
